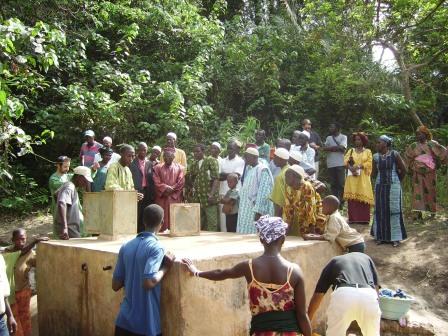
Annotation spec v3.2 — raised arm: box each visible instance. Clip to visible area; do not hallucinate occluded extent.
[182,259,249,282]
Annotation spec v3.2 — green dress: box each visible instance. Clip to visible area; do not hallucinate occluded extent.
[187,156,219,231]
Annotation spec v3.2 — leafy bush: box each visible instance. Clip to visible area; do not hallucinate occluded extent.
[0,166,48,214]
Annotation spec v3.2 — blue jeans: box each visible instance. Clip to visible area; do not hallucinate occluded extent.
[0,316,9,336]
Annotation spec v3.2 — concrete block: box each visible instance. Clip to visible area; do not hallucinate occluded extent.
[169,203,200,237]
[37,233,341,336]
[83,191,137,239]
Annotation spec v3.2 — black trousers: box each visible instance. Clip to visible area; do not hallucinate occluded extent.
[226,213,238,232]
[327,166,346,208]
[115,326,161,336]
[347,242,365,253]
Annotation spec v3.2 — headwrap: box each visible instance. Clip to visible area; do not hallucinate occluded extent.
[255,215,288,244]
[211,142,221,150]
[352,132,368,146]
[417,126,433,140]
[167,132,177,140]
[152,145,162,152]
[163,147,176,154]
[379,135,393,146]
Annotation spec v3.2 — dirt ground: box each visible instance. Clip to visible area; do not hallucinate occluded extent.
[1,209,447,335]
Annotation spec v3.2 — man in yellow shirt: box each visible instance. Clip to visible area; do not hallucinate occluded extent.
[269,148,290,217]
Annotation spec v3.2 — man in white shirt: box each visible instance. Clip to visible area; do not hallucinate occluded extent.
[94,136,121,166]
[296,132,315,169]
[0,255,17,335]
[323,123,347,208]
[218,141,245,231]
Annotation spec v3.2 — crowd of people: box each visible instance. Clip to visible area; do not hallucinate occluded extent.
[49,121,447,247]
[1,120,447,336]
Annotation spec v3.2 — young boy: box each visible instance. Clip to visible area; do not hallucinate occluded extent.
[220,173,240,233]
[4,229,48,336]
[303,195,365,253]
[112,204,174,336]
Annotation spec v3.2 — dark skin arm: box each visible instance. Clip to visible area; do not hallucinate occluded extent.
[322,145,345,153]
[220,197,236,206]
[5,298,17,335]
[112,254,175,291]
[143,255,174,290]
[395,152,408,181]
[207,178,220,204]
[307,292,325,322]
[182,259,250,282]
[57,201,69,240]
[112,278,124,292]
[219,172,229,181]
[371,158,378,179]
[274,204,283,217]
[19,237,50,256]
[303,234,326,241]
[292,266,312,336]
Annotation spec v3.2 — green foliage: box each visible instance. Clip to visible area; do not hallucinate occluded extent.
[0,166,48,214]
[1,0,448,214]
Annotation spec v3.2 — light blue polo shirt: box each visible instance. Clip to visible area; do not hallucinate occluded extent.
[113,232,164,336]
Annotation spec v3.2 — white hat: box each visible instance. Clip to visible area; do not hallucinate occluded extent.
[103,136,112,143]
[288,164,306,178]
[302,130,311,139]
[274,147,289,160]
[84,130,95,137]
[152,145,162,152]
[245,147,259,156]
[289,151,303,162]
[166,132,177,140]
[211,142,221,150]
[73,166,93,182]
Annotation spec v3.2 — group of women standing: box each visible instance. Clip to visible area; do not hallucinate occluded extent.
[343,126,447,247]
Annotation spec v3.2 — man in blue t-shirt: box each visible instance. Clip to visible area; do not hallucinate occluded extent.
[112,204,174,336]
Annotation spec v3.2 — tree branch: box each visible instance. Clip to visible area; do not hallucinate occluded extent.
[390,0,447,39]
[408,44,448,71]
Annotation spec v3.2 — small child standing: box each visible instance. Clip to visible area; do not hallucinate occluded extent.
[220,173,240,233]
[303,195,365,253]
[4,229,48,336]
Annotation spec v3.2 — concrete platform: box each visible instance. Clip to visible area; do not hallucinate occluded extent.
[37,232,341,336]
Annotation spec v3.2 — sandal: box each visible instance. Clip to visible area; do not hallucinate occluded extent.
[392,241,400,247]
[376,240,383,245]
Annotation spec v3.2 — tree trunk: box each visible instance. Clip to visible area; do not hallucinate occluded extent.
[401,68,423,126]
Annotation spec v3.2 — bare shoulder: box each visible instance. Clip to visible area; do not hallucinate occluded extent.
[286,261,305,286]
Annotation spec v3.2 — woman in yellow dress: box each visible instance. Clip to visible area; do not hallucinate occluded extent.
[343,132,374,224]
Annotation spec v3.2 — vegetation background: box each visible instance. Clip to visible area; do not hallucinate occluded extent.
[1,0,447,213]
